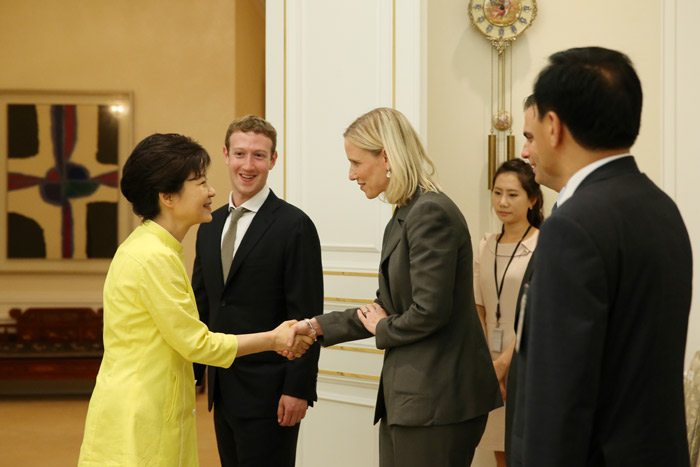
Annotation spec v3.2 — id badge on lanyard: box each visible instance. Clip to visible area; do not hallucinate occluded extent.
[490,327,503,352]
[493,225,531,354]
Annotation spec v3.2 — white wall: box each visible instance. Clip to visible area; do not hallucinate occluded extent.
[668,0,700,367]
[266,1,424,465]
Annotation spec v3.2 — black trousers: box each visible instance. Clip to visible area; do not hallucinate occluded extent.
[213,382,300,467]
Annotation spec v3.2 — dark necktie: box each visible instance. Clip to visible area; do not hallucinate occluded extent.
[221,207,247,281]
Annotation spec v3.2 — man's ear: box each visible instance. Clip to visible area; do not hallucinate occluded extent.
[547,111,564,148]
[269,151,278,170]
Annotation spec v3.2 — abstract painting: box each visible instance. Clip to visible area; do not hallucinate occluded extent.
[0,91,133,271]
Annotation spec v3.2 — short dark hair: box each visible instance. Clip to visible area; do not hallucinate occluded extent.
[533,47,642,151]
[492,159,544,228]
[121,133,210,220]
[224,115,277,155]
[523,94,536,112]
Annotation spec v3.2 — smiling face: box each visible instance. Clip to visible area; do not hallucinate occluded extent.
[522,105,560,190]
[224,131,277,206]
[521,108,538,164]
[345,139,390,199]
[171,172,216,227]
[491,172,534,226]
[521,106,541,181]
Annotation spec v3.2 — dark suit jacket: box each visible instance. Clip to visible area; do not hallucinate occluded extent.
[511,157,692,466]
[192,190,322,419]
[316,190,502,426]
[505,254,534,464]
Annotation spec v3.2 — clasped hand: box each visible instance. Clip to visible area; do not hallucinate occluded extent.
[273,320,315,360]
[356,303,387,335]
[279,319,319,359]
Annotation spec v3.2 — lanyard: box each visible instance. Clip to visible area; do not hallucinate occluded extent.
[493,225,531,326]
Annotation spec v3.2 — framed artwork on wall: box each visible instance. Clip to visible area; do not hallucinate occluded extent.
[0,90,134,273]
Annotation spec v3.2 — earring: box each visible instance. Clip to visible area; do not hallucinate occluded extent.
[386,167,391,178]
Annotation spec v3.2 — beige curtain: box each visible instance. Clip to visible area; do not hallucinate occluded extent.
[686,350,700,466]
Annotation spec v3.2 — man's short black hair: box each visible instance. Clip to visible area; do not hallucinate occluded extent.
[534,47,642,151]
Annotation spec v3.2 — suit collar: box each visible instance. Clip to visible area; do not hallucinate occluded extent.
[227,186,270,213]
[558,154,633,207]
[380,191,422,264]
[212,203,230,229]
[577,155,639,192]
[203,205,230,286]
[224,190,282,285]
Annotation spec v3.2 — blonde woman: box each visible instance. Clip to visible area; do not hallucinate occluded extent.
[287,108,502,466]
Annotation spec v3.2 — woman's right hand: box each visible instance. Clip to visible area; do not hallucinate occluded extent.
[273,320,314,359]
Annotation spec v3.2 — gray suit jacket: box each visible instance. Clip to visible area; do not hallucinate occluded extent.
[317,190,502,426]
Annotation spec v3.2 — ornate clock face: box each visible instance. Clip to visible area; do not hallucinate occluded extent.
[468,0,537,47]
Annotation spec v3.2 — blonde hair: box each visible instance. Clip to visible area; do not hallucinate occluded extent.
[344,108,441,206]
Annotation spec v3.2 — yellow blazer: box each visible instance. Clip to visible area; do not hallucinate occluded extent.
[79,221,238,466]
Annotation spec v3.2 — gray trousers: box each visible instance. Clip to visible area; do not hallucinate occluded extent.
[379,414,488,467]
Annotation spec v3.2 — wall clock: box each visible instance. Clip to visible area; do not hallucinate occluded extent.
[468,0,538,188]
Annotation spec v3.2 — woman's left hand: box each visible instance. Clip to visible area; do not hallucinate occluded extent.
[357,303,388,335]
[493,359,508,400]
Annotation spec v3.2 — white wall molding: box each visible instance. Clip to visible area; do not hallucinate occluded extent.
[267,2,424,464]
[661,0,677,198]
[667,0,700,368]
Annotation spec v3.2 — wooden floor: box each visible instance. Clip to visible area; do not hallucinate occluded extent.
[0,392,221,466]
[0,389,499,467]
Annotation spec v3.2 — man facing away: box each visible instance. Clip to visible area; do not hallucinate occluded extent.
[511,47,692,466]
[193,115,323,466]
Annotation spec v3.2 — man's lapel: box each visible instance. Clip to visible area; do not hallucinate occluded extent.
[224,191,281,286]
[207,205,229,289]
[577,155,638,193]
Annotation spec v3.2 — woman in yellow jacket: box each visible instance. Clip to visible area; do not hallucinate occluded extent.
[78,133,312,466]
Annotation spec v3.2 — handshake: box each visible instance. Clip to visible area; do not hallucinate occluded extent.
[270,306,387,360]
[272,320,316,360]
